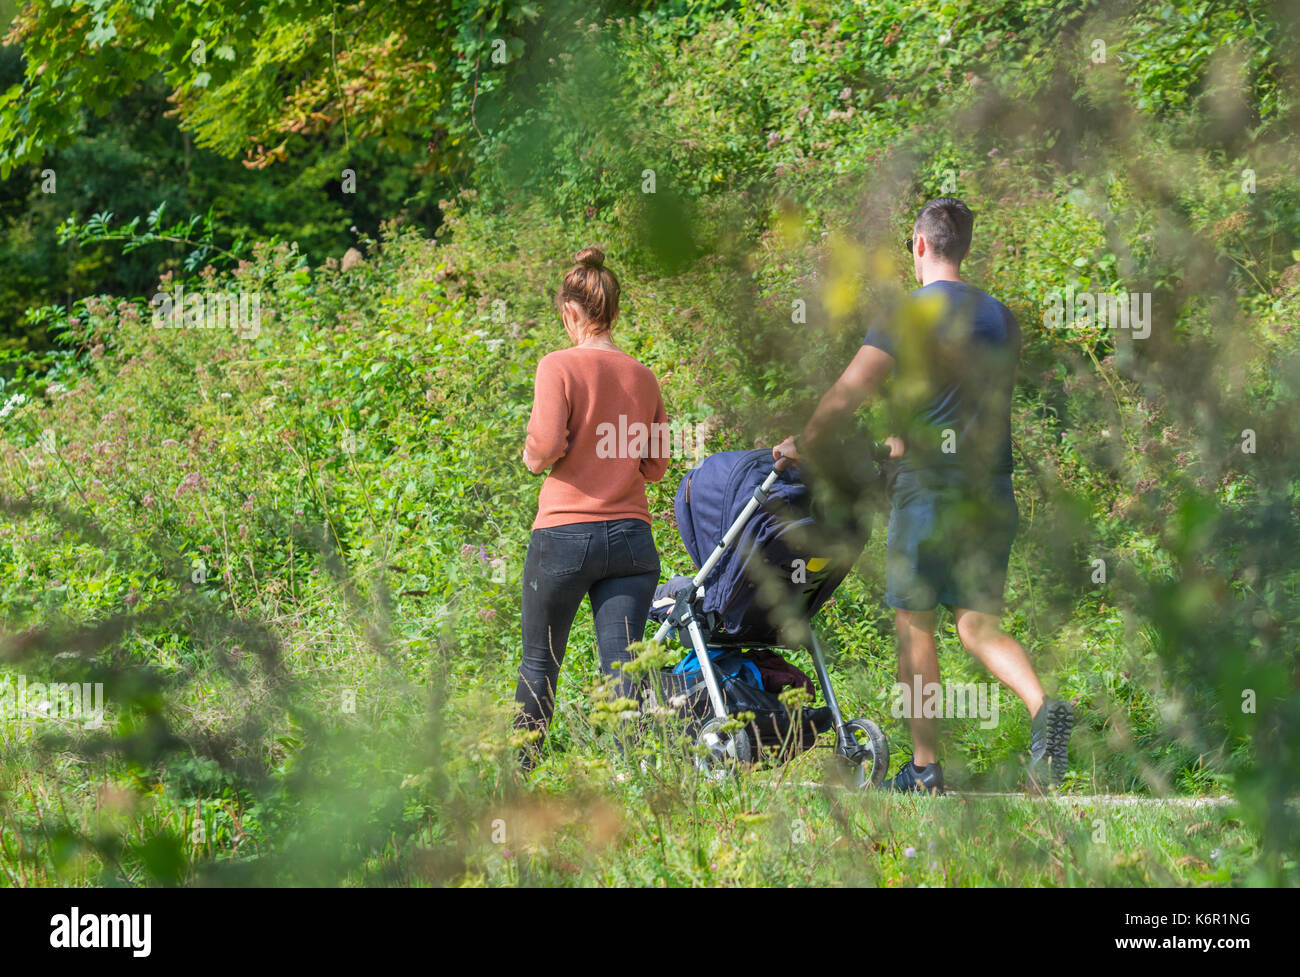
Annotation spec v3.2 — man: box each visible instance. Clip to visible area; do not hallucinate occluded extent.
[773,197,1073,793]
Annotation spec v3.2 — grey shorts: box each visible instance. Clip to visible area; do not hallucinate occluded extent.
[884,469,1019,614]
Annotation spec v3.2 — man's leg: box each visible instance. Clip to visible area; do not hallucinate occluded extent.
[896,608,940,766]
[951,607,1044,718]
[953,606,1073,787]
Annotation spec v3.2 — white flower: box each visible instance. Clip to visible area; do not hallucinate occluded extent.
[0,392,27,420]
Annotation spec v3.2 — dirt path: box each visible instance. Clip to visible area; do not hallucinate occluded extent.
[780,782,1238,806]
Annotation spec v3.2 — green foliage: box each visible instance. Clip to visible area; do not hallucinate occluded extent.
[0,0,1297,887]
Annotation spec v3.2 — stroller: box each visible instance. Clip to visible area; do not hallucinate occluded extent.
[647,438,891,784]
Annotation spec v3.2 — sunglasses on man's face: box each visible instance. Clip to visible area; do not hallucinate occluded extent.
[905,235,914,255]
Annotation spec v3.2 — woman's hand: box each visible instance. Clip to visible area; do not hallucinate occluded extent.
[884,435,905,459]
[522,445,543,475]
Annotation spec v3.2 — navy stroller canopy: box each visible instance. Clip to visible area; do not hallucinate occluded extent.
[670,449,869,639]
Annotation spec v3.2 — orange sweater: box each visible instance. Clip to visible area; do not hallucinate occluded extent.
[524,347,671,529]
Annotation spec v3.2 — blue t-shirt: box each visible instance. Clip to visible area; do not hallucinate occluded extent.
[862,280,1019,484]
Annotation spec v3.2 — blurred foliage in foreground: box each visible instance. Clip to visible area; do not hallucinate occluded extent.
[0,0,1296,885]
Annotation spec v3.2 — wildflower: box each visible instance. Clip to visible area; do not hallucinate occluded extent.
[174,471,206,499]
[904,846,917,858]
[161,438,180,449]
[478,608,498,622]
[461,543,475,559]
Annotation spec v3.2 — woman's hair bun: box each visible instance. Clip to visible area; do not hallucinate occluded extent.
[574,246,605,269]
[558,246,619,329]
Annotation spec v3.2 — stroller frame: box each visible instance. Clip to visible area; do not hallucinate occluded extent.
[649,458,888,780]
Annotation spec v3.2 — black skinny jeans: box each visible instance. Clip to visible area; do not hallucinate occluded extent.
[514,518,660,753]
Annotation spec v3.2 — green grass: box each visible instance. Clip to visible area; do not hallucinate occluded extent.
[0,0,1298,887]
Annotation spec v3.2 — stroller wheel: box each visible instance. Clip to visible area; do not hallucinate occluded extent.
[840,718,889,787]
[695,718,752,779]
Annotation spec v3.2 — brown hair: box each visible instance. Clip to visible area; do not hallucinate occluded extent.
[556,247,620,332]
[914,197,974,261]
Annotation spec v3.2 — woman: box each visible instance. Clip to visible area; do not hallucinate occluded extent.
[515,247,669,770]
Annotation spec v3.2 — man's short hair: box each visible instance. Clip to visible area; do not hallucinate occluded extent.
[914,197,974,262]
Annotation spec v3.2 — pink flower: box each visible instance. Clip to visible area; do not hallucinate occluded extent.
[174,471,205,499]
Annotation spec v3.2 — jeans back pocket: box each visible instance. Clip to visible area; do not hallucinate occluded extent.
[620,527,660,574]
[535,529,592,576]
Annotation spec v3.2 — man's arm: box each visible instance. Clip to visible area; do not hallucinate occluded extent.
[773,343,896,463]
[802,343,895,444]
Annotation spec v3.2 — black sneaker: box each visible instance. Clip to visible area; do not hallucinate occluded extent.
[879,759,944,795]
[1028,698,1073,789]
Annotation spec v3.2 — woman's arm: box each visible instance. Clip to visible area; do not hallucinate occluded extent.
[523,357,569,475]
[639,388,671,483]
